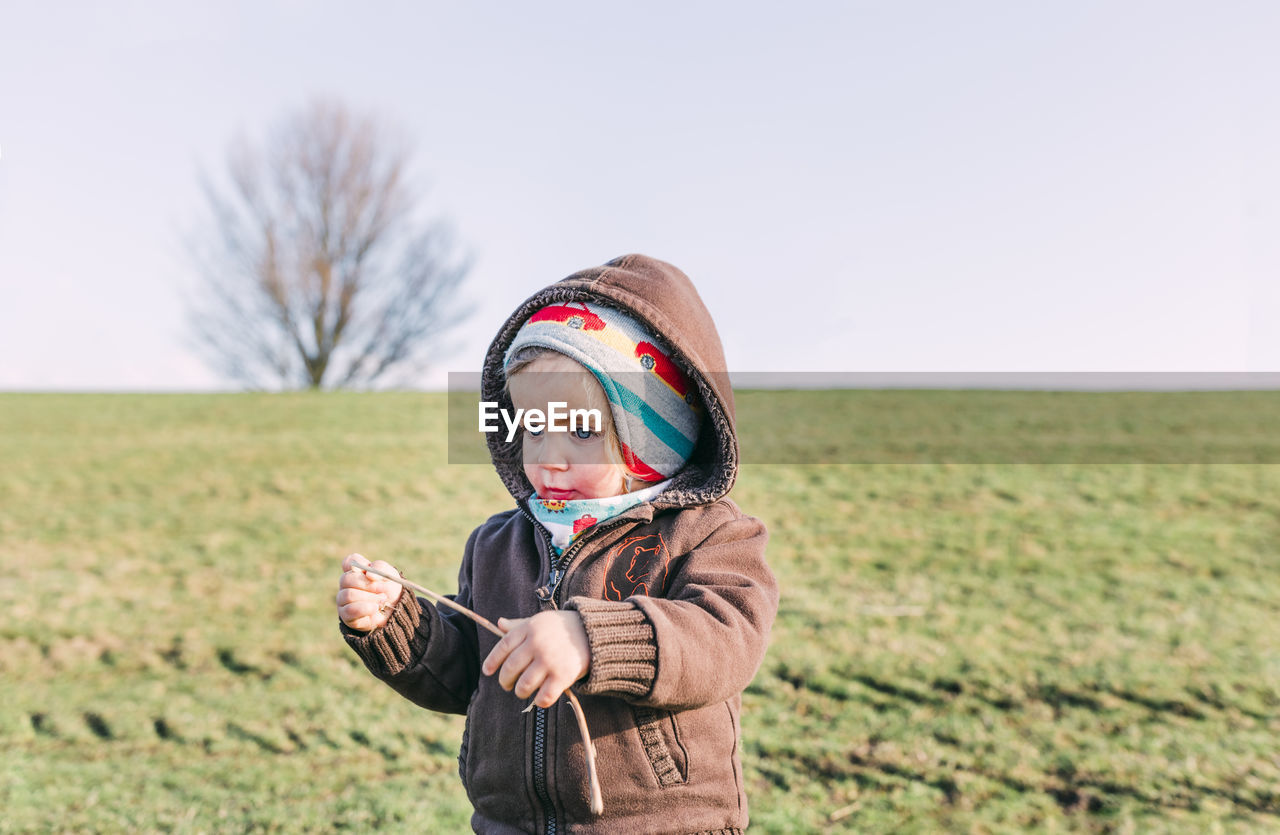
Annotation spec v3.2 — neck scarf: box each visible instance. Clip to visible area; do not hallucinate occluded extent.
[527,479,672,555]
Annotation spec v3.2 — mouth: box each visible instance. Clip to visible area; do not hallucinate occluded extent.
[540,487,578,501]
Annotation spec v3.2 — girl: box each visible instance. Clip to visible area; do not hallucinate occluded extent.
[337,254,778,834]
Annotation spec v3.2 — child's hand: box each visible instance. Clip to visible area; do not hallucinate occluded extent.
[336,553,404,632]
[482,611,591,708]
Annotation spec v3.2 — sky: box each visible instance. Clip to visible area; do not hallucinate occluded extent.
[2,1,1279,390]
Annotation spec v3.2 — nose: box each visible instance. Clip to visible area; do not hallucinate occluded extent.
[534,434,570,470]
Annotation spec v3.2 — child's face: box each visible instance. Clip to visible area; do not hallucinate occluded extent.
[508,353,626,501]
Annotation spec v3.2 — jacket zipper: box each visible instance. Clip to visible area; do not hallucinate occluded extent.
[544,514,638,604]
[517,504,645,832]
[517,505,561,834]
[524,505,641,604]
[531,714,557,835]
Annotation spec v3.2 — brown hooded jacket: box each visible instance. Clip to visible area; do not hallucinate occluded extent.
[342,254,779,833]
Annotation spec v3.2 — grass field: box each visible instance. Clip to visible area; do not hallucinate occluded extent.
[2,392,1278,833]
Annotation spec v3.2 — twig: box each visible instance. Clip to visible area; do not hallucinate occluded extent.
[358,563,605,816]
[360,564,503,635]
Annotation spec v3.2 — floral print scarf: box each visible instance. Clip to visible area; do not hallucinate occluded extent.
[527,479,672,555]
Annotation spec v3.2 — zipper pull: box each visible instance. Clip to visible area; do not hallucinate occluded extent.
[536,566,564,608]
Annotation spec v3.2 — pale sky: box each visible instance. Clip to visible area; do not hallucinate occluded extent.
[2,1,1278,390]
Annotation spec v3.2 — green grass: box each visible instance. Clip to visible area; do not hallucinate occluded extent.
[2,392,1277,833]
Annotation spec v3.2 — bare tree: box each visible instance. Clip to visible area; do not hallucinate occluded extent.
[185,98,472,389]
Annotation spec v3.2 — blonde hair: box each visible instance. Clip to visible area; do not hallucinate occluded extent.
[503,346,643,493]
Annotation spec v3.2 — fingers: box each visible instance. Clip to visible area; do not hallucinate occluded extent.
[498,643,536,693]
[337,554,395,631]
[335,587,387,609]
[339,555,375,593]
[338,554,403,608]
[512,660,573,707]
[336,588,391,631]
[336,590,387,619]
[480,615,580,708]
[495,637,554,702]
[515,661,549,702]
[532,668,576,708]
[342,553,371,573]
[366,560,403,608]
[368,559,399,579]
[482,617,526,679]
[339,569,371,592]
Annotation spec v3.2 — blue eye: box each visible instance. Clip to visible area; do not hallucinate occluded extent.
[572,427,598,441]
[526,426,544,438]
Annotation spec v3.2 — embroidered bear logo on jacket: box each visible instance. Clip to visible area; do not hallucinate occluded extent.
[602,533,672,601]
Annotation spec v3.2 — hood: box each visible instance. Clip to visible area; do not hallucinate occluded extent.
[481,253,737,509]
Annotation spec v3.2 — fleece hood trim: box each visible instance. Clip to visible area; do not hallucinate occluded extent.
[481,254,737,509]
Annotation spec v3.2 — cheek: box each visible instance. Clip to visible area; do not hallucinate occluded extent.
[579,465,625,498]
[521,445,541,483]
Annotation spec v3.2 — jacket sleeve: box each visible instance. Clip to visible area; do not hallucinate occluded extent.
[339,529,482,715]
[563,507,778,711]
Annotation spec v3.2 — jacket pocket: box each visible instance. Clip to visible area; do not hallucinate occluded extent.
[631,705,688,786]
[458,690,478,797]
[458,705,471,784]
[727,700,743,813]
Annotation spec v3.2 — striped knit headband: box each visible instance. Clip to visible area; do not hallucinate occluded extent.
[502,301,702,482]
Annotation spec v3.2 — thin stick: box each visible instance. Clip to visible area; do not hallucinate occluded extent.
[358,563,605,816]
[360,564,503,637]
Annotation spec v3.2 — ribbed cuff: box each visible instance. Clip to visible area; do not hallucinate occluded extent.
[564,597,657,697]
[339,592,425,677]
